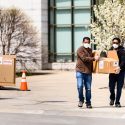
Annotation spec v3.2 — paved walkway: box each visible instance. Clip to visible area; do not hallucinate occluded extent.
[0,70,125,119]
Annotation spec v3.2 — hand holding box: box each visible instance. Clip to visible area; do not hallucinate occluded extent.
[94,56,100,61]
[114,67,121,74]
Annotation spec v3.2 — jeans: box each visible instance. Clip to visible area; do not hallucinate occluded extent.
[76,71,92,105]
[109,71,125,104]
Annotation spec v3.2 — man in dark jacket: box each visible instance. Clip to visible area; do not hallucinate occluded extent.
[109,37,125,107]
[76,37,99,108]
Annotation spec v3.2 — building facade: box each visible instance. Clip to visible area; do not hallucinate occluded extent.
[0,0,97,70]
[47,0,95,70]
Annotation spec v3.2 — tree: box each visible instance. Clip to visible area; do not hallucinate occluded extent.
[95,0,124,4]
[91,0,125,51]
[0,8,40,69]
[95,0,105,4]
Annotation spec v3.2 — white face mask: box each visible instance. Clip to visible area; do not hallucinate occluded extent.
[113,44,119,49]
[83,43,91,48]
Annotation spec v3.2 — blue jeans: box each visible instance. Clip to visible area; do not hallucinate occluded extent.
[76,71,92,105]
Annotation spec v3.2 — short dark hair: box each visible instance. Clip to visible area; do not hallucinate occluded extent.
[83,37,90,42]
[112,37,121,43]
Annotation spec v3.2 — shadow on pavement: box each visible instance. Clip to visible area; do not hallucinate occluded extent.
[99,87,108,89]
[93,105,125,108]
[16,71,56,77]
[35,100,67,105]
[32,72,56,75]
[0,98,14,100]
[99,87,125,89]
[0,87,20,91]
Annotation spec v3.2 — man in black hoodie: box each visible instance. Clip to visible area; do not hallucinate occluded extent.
[109,37,125,107]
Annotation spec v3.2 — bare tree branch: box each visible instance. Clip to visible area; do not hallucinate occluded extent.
[0,8,40,69]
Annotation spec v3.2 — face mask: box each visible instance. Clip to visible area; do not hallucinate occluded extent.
[83,43,91,48]
[113,44,119,49]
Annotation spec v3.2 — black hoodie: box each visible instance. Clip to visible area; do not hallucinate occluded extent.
[110,46,125,72]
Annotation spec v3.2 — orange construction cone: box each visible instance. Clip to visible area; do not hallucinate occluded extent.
[20,70,28,91]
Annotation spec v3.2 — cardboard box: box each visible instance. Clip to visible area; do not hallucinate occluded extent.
[93,51,100,73]
[93,50,101,57]
[107,50,119,60]
[98,58,119,73]
[0,55,16,86]
[93,51,119,74]
[93,60,99,73]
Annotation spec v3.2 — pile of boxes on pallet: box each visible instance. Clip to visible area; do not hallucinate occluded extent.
[93,50,119,74]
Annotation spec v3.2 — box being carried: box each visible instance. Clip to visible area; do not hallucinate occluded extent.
[97,58,119,73]
[93,50,119,74]
[0,55,16,86]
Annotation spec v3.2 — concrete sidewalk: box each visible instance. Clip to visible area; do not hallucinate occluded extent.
[0,70,125,119]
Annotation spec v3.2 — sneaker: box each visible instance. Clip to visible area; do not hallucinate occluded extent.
[110,100,114,106]
[86,104,92,109]
[78,101,83,107]
[115,103,121,108]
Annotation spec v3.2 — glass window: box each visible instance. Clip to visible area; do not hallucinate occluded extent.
[74,0,90,6]
[56,55,72,62]
[50,27,55,53]
[49,27,55,62]
[56,10,71,25]
[56,0,71,7]
[49,0,92,62]
[56,27,72,62]
[74,9,91,25]
[74,27,90,52]
[56,27,71,54]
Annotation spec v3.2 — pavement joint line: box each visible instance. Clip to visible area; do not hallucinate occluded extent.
[42,110,125,119]
[0,108,124,119]
[0,110,45,115]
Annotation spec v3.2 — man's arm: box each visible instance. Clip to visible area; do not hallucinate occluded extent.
[119,52,125,70]
[77,48,95,62]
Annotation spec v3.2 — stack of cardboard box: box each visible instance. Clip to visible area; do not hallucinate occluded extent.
[93,50,119,74]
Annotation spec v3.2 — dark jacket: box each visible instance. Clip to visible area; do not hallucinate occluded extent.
[76,46,95,74]
[110,46,125,72]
